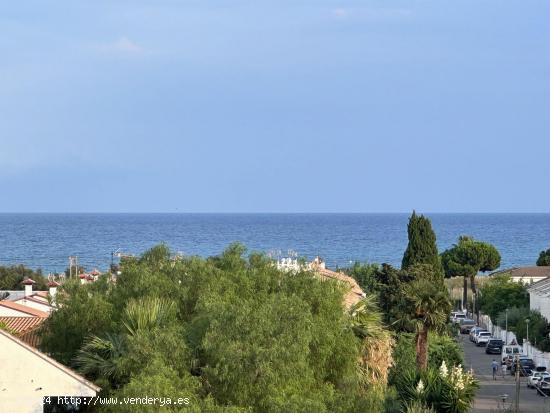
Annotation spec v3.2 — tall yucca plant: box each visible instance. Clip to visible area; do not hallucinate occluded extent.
[349,295,394,389]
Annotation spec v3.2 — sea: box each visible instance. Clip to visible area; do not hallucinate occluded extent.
[0,213,548,273]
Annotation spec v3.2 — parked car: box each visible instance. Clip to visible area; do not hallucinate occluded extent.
[527,371,550,388]
[537,377,550,395]
[503,345,523,357]
[471,328,487,342]
[485,339,504,354]
[469,327,483,341]
[459,319,476,334]
[511,358,536,376]
[476,332,492,346]
[452,313,467,324]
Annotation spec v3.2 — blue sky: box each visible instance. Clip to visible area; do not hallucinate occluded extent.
[1,1,549,212]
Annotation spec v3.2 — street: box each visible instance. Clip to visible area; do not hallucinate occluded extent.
[459,334,550,412]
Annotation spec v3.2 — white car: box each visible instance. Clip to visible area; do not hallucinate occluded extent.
[472,329,488,343]
[452,313,467,324]
[469,327,484,342]
[527,372,550,388]
[476,332,492,346]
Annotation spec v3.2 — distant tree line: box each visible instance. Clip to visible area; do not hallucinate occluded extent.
[0,265,48,291]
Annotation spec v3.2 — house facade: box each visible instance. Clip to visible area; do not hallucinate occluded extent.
[0,329,100,413]
[528,277,550,321]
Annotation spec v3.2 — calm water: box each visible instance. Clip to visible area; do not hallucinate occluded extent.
[0,213,548,273]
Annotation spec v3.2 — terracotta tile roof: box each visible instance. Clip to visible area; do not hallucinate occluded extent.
[0,300,49,317]
[492,266,550,278]
[14,295,53,308]
[0,316,46,335]
[315,267,365,309]
[35,291,49,298]
[21,278,36,285]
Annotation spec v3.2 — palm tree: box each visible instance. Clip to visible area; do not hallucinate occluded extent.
[405,278,450,371]
[74,297,175,386]
[349,295,394,388]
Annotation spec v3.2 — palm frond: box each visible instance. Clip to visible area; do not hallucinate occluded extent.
[123,297,175,336]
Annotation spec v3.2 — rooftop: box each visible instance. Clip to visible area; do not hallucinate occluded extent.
[527,277,550,297]
[0,316,46,335]
[0,328,100,393]
[492,266,550,278]
[0,300,49,318]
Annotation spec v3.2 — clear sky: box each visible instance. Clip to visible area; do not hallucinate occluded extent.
[1,1,549,213]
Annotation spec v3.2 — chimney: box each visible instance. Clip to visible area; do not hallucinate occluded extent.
[48,281,60,303]
[22,278,36,297]
[79,273,87,284]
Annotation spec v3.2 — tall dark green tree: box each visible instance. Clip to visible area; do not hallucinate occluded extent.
[402,211,443,277]
[441,236,501,313]
[537,249,550,266]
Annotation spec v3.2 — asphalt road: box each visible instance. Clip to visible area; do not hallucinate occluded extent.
[459,334,550,412]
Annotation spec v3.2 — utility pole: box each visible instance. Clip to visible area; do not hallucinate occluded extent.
[515,355,520,413]
[505,309,509,345]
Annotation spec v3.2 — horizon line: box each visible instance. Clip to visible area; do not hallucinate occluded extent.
[1,211,550,215]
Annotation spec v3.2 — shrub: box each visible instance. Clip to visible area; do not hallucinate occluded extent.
[395,362,478,413]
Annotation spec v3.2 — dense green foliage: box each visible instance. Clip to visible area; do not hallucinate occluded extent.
[391,331,476,413]
[441,236,501,279]
[537,248,550,266]
[478,275,529,321]
[0,264,48,291]
[390,333,463,384]
[349,256,474,411]
[441,236,500,313]
[402,212,443,277]
[401,265,451,370]
[394,364,478,413]
[41,244,390,412]
[496,307,550,351]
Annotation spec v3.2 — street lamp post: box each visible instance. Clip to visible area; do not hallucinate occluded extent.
[504,309,508,345]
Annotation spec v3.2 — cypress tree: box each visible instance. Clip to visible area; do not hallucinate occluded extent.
[402,211,443,276]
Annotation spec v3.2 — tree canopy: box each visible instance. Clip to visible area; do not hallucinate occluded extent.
[441,236,500,312]
[402,212,443,277]
[41,243,392,412]
[441,236,501,279]
[537,248,550,266]
[0,264,48,291]
[478,275,529,321]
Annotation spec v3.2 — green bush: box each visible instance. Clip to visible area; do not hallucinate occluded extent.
[390,333,463,386]
[395,362,478,413]
[478,275,528,321]
[497,307,550,349]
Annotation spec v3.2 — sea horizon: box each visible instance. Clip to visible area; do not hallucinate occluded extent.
[1,213,548,274]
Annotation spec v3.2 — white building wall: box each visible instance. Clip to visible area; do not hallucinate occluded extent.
[0,332,98,413]
[530,293,541,313]
[530,291,550,320]
[540,297,550,321]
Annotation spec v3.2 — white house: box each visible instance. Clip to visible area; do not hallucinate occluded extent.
[0,301,48,318]
[492,266,550,284]
[527,277,550,320]
[0,329,100,413]
[1,278,57,315]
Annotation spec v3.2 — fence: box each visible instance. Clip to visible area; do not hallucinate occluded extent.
[479,313,550,370]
